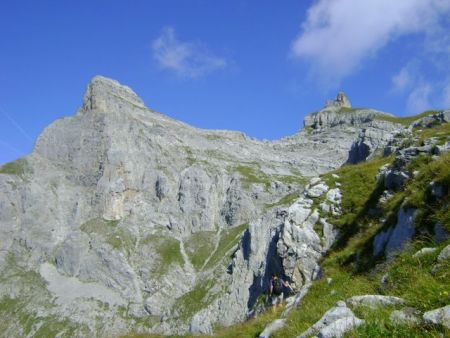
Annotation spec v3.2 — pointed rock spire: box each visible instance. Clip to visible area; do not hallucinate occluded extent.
[82,76,145,113]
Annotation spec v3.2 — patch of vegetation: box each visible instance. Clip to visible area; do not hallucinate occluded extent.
[0,158,33,178]
[204,134,224,141]
[205,223,248,270]
[272,173,307,186]
[348,305,446,338]
[273,264,377,337]
[80,218,120,233]
[212,308,283,338]
[204,149,228,161]
[173,278,220,320]
[142,235,184,276]
[183,146,196,166]
[321,156,394,245]
[338,107,362,113]
[80,218,136,255]
[0,251,89,337]
[185,231,217,270]
[234,164,272,189]
[265,192,299,208]
[417,122,450,145]
[374,110,441,126]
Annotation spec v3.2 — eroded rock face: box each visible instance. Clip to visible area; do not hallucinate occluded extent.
[373,208,416,257]
[0,77,405,336]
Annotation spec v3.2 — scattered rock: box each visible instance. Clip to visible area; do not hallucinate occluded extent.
[259,319,286,338]
[437,244,450,262]
[390,307,422,325]
[318,316,365,338]
[309,177,322,186]
[346,295,405,308]
[306,183,329,198]
[320,202,331,213]
[298,301,364,338]
[423,305,450,328]
[413,247,437,258]
[380,273,389,287]
[321,219,339,252]
[326,188,342,204]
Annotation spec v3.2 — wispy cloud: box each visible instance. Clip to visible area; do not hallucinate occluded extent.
[152,27,227,79]
[406,83,433,114]
[291,0,450,84]
[391,66,414,93]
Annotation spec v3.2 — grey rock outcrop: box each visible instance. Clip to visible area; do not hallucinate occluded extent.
[413,247,437,258]
[437,244,450,262]
[423,305,450,328]
[298,301,364,338]
[346,295,405,308]
[0,77,407,336]
[373,208,416,257]
[390,307,422,325]
[259,319,286,338]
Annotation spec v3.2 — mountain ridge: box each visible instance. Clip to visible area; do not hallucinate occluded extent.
[0,76,448,337]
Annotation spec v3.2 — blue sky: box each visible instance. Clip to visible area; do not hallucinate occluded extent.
[1,0,450,164]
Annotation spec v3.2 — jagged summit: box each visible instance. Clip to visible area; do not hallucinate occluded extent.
[303,91,394,130]
[0,75,417,337]
[325,91,352,109]
[82,75,145,113]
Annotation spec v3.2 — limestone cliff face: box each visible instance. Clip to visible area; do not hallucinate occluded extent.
[0,77,403,336]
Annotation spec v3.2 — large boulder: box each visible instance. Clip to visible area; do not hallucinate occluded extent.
[298,301,364,338]
[423,305,450,328]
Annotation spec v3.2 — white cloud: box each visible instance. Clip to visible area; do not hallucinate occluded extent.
[391,67,413,93]
[152,27,227,78]
[291,0,450,83]
[406,83,432,114]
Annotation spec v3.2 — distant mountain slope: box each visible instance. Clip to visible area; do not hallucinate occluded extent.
[1,76,440,337]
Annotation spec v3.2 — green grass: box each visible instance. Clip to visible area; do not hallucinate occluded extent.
[172,278,221,321]
[205,223,248,269]
[0,297,85,337]
[417,121,450,145]
[265,192,300,208]
[347,305,446,338]
[80,218,136,255]
[185,231,217,270]
[142,235,184,276]
[183,146,196,166]
[233,164,305,192]
[321,156,394,250]
[80,218,120,233]
[0,252,89,337]
[272,264,377,337]
[211,308,283,338]
[374,110,441,126]
[234,164,272,189]
[0,158,33,178]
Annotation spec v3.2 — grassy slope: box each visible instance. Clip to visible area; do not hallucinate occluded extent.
[206,120,450,338]
[374,110,442,126]
[272,122,450,337]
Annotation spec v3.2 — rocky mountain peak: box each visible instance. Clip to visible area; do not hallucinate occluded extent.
[82,75,145,113]
[325,91,352,109]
